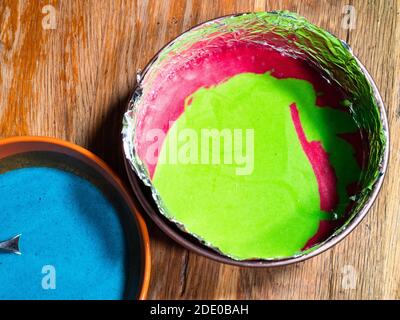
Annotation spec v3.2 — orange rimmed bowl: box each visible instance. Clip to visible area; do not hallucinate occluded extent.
[0,136,150,300]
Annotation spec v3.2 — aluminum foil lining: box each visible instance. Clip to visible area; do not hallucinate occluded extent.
[122,11,388,260]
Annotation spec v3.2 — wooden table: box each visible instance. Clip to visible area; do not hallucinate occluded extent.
[0,0,398,299]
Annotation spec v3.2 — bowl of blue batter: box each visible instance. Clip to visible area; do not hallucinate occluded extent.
[0,136,150,300]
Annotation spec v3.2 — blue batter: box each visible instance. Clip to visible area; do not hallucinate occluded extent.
[0,167,130,300]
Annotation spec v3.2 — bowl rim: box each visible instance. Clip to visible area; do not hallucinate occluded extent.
[122,12,390,267]
[0,136,151,299]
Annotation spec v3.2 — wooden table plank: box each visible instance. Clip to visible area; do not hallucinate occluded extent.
[0,0,398,299]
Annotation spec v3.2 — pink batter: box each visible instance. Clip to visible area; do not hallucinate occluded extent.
[134,33,364,247]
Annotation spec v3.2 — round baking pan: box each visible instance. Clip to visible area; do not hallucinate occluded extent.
[122,12,389,267]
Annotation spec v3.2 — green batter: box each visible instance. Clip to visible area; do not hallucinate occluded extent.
[152,72,360,260]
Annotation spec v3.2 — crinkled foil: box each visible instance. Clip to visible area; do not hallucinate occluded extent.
[122,11,388,261]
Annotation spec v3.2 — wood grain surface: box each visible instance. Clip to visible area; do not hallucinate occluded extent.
[0,0,399,300]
